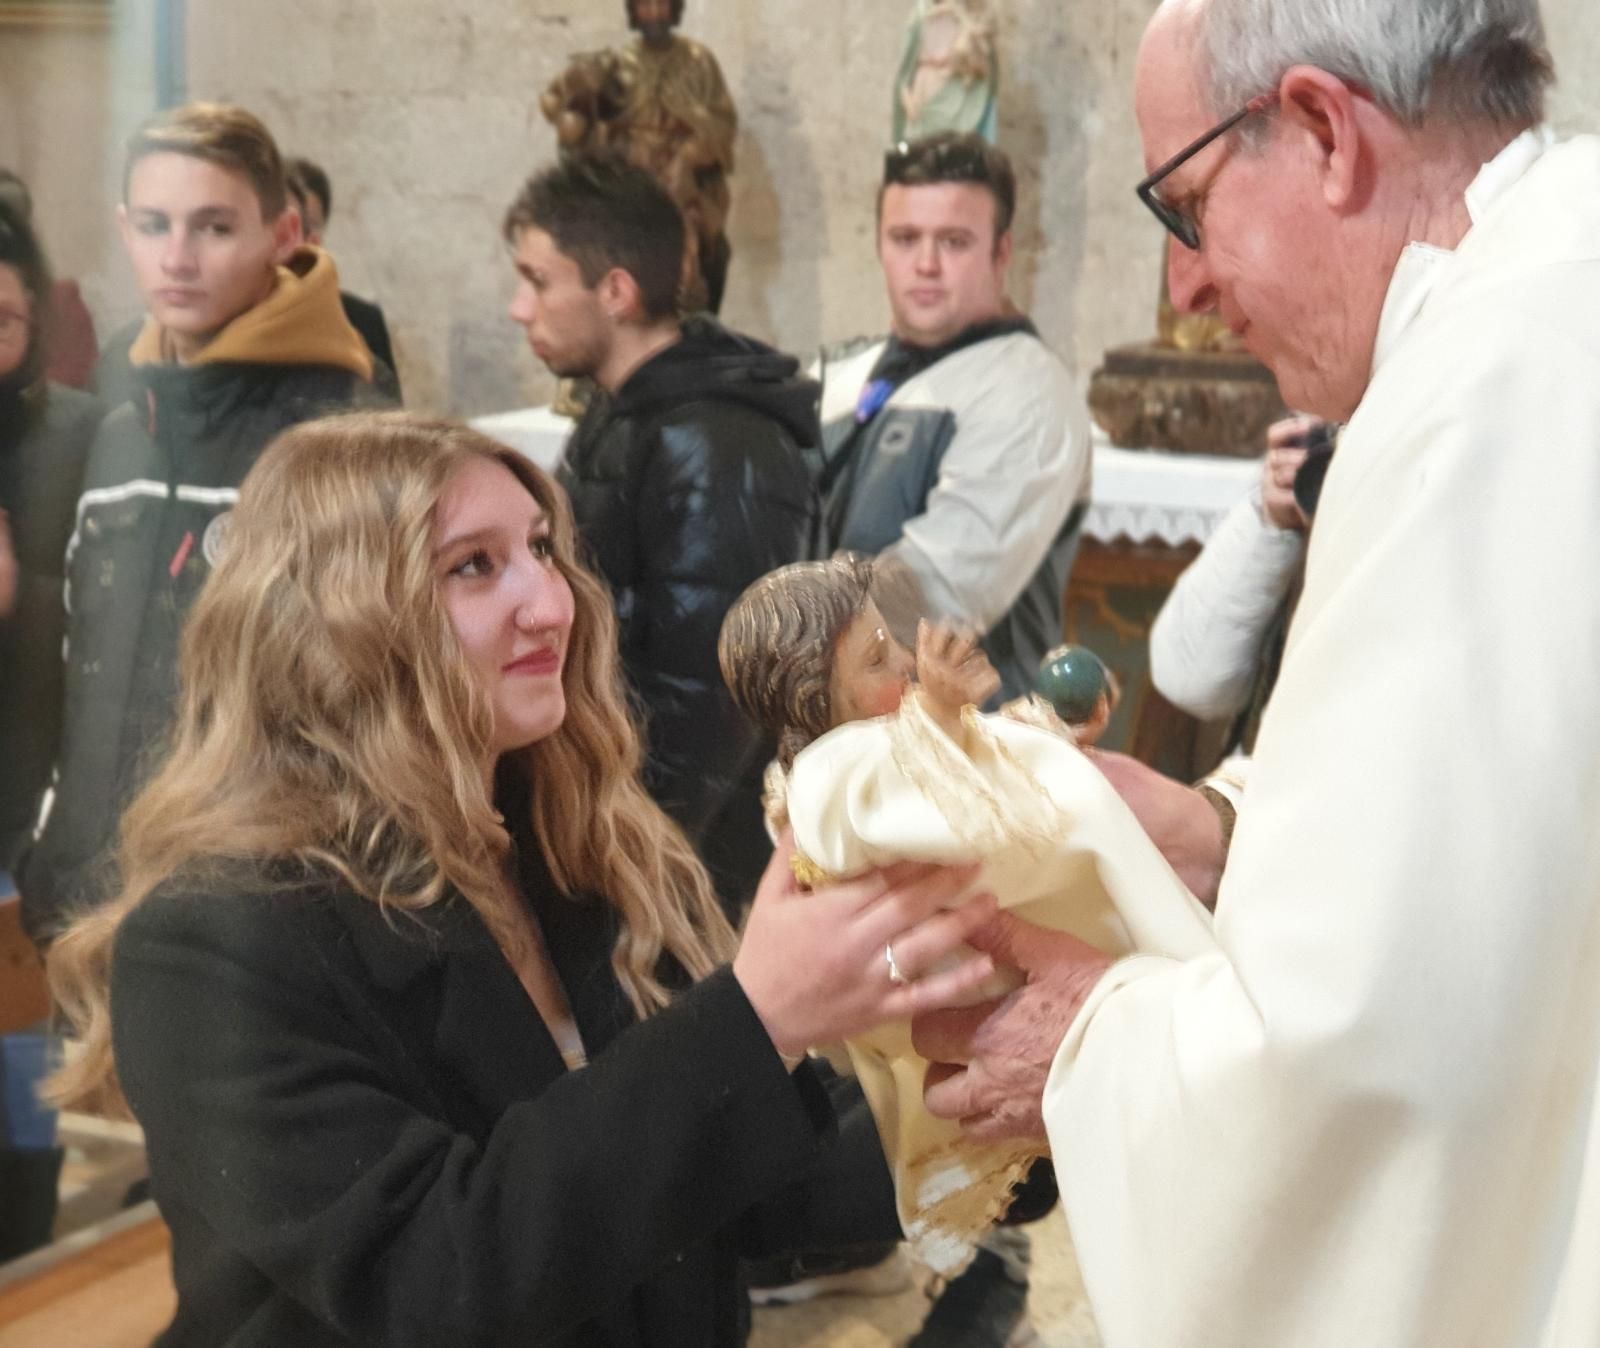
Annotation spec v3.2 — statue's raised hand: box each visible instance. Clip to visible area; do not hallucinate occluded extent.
[916,620,1000,737]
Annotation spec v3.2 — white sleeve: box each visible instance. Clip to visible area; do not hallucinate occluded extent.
[889,343,1089,632]
[1147,484,1307,720]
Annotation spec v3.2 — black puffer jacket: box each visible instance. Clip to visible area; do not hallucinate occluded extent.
[559,317,820,914]
[0,382,104,870]
[19,249,385,944]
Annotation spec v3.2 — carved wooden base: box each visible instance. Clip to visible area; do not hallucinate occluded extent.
[1088,342,1286,458]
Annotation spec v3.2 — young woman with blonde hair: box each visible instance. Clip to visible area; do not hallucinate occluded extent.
[46,412,997,1346]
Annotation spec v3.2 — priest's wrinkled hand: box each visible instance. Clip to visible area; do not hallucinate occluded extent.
[914,911,1112,1144]
[1090,749,1226,907]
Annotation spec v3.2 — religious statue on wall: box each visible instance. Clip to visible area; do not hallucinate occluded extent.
[892,0,999,143]
[540,0,737,313]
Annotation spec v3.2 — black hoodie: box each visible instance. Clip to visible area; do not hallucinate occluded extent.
[559,316,820,914]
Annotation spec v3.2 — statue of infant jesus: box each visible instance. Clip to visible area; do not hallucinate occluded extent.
[720,555,1213,1274]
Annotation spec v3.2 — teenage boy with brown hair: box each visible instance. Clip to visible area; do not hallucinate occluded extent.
[19,103,387,945]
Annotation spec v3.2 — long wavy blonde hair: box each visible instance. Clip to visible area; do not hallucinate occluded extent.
[48,412,735,1117]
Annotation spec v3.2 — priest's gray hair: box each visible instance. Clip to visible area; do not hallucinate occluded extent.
[1178,0,1554,132]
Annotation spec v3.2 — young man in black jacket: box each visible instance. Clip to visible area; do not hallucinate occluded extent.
[502,158,820,917]
[18,103,386,946]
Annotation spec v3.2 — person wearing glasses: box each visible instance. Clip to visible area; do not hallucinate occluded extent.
[0,200,105,879]
[912,1,1600,1344]
[0,197,105,1260]
[814,132,1090,706]
[0,170,99,391]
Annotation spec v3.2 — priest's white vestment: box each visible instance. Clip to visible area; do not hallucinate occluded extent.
[1044,129,1600,1346]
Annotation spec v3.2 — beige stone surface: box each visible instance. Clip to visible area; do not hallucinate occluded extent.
[3,0,1599,413]
[0,0,159,332]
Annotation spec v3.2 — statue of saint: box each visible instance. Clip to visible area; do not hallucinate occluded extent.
[892,0,999,144]
[540,0,737,313]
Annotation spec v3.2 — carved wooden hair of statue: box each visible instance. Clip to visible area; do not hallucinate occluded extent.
[718,554,877,772]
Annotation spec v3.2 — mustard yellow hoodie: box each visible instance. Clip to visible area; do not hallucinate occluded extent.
[129,245,373,381]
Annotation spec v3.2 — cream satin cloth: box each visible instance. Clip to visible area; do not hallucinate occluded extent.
[778,693,1214,1273]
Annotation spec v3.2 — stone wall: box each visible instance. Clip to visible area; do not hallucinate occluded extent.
[0,1,160,327]
[6,0,1598,414]
[182,0,1159,415]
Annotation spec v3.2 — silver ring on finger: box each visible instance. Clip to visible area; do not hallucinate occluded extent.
[885,940,910,986]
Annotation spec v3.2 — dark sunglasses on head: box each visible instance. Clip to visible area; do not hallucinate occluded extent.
[884,138,993,186]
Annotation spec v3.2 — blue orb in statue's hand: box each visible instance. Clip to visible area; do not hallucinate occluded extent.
[1036,645,1110,724]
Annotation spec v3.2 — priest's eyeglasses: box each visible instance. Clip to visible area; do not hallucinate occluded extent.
[1136,92,1278,250]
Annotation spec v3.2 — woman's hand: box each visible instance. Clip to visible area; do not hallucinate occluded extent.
[733,831,999,1061]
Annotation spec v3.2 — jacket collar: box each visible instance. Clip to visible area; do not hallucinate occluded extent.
[578,314,822,451]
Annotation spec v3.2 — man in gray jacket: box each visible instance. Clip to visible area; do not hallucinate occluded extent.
[810,130,1088,1347]
[817,133,1090,702]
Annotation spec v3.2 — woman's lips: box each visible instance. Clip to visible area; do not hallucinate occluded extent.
[504,649,561,676]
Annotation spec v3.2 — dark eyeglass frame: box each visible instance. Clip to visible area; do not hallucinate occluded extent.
[884,138,993,186]
[1136,91,1278,250]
